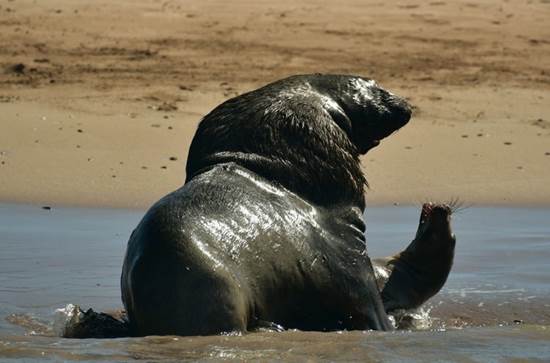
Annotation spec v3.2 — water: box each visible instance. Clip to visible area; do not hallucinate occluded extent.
[1,203,549,362]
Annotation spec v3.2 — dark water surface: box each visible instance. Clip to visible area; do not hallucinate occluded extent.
[1,203,549,362]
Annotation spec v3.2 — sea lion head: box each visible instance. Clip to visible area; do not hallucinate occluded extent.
[410,202,456,255]
[379,202,457,312]
[311,75,412,154]
[186,74,412,207]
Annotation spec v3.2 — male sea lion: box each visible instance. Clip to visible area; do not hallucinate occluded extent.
[56,201,456,337]
[373,202,456,313]
[121,74,410,336]
[119,74,449,337]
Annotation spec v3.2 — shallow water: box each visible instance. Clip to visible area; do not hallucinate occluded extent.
[1,203,549,362]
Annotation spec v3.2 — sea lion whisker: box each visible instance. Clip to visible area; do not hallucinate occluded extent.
[445,197,470,214]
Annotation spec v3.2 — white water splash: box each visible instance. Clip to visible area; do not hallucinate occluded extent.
[389,306,433,330]
[53,304,83,337]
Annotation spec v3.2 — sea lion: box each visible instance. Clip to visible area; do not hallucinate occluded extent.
[373,202,456,313]
[54,200,457,338]
[121,74,413,336]
[55,203,456,338]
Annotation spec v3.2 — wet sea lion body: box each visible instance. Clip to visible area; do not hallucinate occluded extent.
[121,74,412,336]
[123,163,391,335]
[56,200,457,337]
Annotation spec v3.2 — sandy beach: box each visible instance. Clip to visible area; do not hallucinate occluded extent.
[1,0,549,209]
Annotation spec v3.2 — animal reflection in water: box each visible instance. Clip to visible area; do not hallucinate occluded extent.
[57,74,457,338]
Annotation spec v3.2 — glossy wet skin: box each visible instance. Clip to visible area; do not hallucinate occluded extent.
[122,74,413,336]
[303,76,412,153]
[375,203,456,313]
[123,164,393,335]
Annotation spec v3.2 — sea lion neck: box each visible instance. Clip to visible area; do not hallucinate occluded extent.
[185,149,366,209]
[184,84,370,208]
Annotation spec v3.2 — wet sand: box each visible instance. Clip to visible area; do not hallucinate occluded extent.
[2,326,550,362]
[1,203,550,361]
[1,0,550,208]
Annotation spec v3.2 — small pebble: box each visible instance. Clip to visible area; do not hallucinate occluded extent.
[461,134,468,138]
[11,63,25,74]
[503,142,512,145]
[169,156,177,161]
[41,206,52,210]
[141,166,148,170]
[161,166,167,169]
[77,129,83,133]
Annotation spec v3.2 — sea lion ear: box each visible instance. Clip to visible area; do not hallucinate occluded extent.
[323,97,353,136]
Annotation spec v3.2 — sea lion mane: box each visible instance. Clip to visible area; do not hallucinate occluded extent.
[185,74,411,208]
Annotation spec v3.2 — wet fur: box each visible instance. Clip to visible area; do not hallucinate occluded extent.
[121,74,412,336]
[186,74,410,208]
[374,203,456,312]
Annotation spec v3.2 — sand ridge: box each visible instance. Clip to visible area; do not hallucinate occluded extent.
[0,0,549,208]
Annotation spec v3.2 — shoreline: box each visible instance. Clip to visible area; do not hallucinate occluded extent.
[2,198,550,212]
[2,86,550,210]
[1,83,549,210]
[1,0,549,210]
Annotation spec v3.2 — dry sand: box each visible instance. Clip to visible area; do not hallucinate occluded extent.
[0,0,549,209]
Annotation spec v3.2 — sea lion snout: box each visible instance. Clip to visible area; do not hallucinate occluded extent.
[339,79,412,154]
[420,203,452,223]
[381,88,412,129]
[418,203,455,244]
